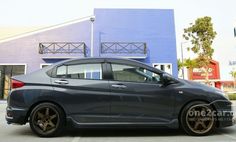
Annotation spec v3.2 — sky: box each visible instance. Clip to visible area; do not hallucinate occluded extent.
[0,0,236,80]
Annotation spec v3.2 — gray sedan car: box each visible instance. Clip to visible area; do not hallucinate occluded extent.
[6,58,234,137]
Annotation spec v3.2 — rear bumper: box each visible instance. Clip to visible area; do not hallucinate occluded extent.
[5,106,28,125]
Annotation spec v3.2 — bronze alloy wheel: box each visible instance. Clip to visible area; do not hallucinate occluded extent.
[186,105,214,135]
[29,103,65,137]
[180,101,216,136]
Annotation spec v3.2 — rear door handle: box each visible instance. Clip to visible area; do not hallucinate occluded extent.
[54,79,69,84]
[111,84,127,89]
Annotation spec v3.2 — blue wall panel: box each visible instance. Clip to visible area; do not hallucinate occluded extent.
[93,9,177,76]
[0,9,177,76]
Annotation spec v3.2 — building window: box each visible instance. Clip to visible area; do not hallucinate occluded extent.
[0,64,26,99]
[40,64,52,69]
[153,63,172,75]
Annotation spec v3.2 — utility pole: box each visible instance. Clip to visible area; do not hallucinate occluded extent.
[90,16,95,57]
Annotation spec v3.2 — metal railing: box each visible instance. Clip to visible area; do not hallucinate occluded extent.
[101,42,147,54]
[39,42,86,56]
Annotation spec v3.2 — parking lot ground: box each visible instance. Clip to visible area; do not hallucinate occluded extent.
[1,102,236,142]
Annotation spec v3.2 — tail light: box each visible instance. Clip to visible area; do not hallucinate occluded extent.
[11,79,24,89]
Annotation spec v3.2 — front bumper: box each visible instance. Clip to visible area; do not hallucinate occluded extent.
[233,117,236,125]
[5,106,28,125]
[210,99,235,128]
[217,110,235,127]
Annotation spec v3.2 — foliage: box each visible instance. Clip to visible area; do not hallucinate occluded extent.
[230,70,236,88]
[183,58,198,69]
[178,58,198,80]
[227,93,236,100]
[183,58,198,80]
[183,16,217,83]
[230,71,236,79]
[177,59,184,71]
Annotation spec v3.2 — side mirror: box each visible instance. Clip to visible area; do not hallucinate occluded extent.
[162,73,174,86]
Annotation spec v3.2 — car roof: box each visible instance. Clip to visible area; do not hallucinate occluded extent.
[62,57,145,67]
[52,57,164,74]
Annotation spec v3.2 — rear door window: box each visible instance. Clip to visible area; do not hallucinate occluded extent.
[56,64,102,80]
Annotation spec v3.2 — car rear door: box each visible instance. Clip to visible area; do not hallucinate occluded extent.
[107,62,176,123]
[51,59,111,123]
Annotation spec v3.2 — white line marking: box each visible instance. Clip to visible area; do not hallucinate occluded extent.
[71,137,81,142]
[220,133,236,140]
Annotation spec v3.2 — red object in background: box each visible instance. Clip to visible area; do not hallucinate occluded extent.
[215,82,221,89]
[190,60,220,80]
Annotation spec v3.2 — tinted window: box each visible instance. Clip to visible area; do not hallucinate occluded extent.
[56,66,67,78]
[56,64,102,80]
[111,64,161,83]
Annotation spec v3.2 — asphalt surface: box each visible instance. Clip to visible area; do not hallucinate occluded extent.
[1,102,236,142]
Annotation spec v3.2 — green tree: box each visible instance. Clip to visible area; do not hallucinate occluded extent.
[183,58,198,80]
[177,59,184,71]
[183,16,217,84]
[230,70,236,88]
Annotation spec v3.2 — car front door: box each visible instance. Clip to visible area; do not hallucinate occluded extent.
[107,63,176,123]
[51,61,110,123]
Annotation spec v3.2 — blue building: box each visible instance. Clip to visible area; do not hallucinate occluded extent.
[0,9,177,99]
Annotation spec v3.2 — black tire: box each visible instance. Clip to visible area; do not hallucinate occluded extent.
[29,103,65,137]
[180,101,216,136]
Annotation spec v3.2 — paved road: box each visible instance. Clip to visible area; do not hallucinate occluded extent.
[1,102,236,142]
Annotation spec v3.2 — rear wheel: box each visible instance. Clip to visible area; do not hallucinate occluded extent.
[29,103,65,137]
[180,101,216,136]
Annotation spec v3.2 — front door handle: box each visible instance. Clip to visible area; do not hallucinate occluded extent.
[111,84,127,89]
[54,79,69,84]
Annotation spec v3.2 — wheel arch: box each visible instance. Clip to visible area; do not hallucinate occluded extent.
[25,100,67,123]
[178,99,219,127]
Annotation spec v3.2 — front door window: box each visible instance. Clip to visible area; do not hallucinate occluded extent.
[111,64,161,84]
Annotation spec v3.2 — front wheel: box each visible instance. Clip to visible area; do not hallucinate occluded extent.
[180,101,216,136]
[29,103,65,137]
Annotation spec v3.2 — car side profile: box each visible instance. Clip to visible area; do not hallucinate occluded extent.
[6,58,234,137]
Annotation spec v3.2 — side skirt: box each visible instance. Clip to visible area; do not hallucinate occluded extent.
[66,116,179,129]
